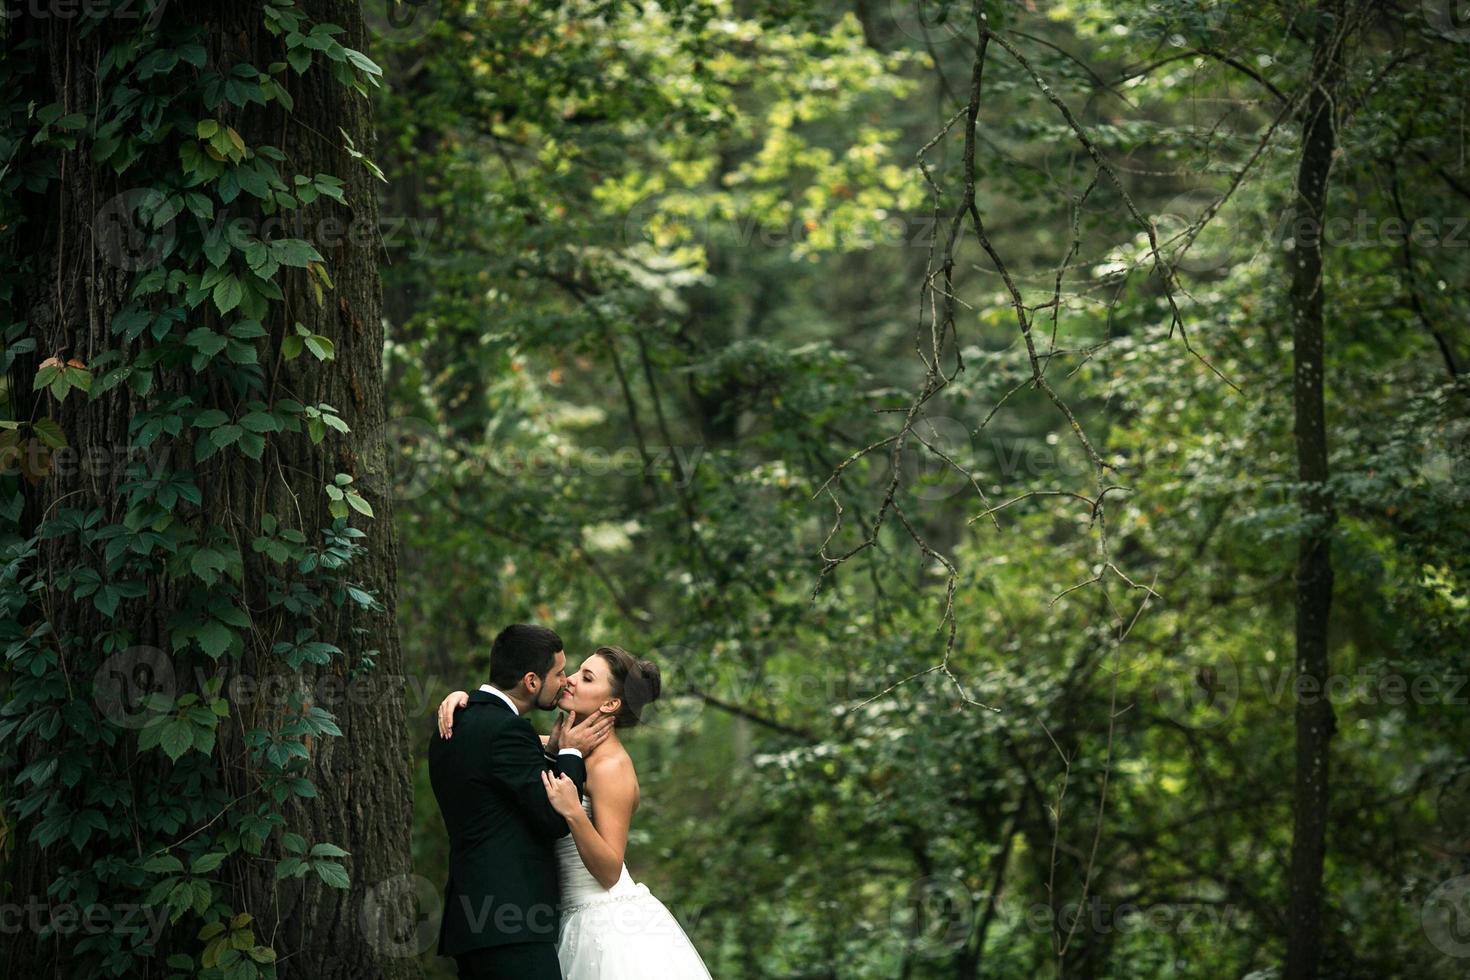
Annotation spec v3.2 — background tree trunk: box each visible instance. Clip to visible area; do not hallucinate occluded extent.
[1284,1,1348,976]
[4,2,422,977]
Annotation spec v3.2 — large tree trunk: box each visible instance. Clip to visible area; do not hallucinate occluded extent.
[3,3,421,977]
[1283,2,1347,976]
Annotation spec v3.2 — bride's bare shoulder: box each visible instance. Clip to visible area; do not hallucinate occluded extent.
[587,743,634,779]
[587,745,638,796]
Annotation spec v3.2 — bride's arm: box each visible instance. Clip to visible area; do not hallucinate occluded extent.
[436,692,554,747]
[544,755,636,890]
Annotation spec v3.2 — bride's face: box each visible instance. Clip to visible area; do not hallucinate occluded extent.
[559,654,620,722]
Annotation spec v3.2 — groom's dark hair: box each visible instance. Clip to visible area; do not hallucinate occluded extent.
[488,623,564,689]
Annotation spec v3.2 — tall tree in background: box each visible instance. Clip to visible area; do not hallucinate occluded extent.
[1284,2,1350,974]
[1,2,419,977]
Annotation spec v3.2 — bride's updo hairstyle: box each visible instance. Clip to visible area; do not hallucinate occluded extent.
[593,645,661,728]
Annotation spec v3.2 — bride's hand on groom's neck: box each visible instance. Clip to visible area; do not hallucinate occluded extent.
[436,690,469,740]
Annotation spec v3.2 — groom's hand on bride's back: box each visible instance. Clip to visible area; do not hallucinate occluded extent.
[558,711,615,755]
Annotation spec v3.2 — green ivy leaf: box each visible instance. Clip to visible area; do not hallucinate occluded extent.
[143,853,184,874]
[32,418,66,448]
[192,851,227,874]
[197,619,235,660]
[159,720,194,762]
[239,431,266,460]
[229,319,268,339]
[186,326,228,357]
[211,424,244,449]
[213,275,244,314]
[191,547,229,585]
[274,857,307,880]
[303,335,334,361]
[312,860,350,889]
[270,239,324,268]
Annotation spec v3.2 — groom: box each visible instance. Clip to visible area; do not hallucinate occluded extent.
[429,623,614,979]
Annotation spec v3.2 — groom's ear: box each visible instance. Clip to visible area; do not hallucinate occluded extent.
[521,671,539,693]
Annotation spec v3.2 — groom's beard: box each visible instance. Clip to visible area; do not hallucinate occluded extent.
[532,682,562,711]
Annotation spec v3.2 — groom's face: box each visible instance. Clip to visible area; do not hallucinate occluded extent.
[530,649,568,711]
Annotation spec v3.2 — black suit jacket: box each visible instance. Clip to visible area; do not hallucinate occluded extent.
[428,691,587,956]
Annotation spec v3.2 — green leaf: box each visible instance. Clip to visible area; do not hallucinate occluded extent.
[112,307,151,340]
[197,619,235,660]
[186,327,228,357]
[159,720,194,762]
[191,547,228,584]
[274,857,307,880]
[185,192,214,221]
[312,860,350,889]
[191,879,212,915]
[239,431,266,460]
[229,319,268,339]
[226,340,259,365]
[204,229,231,267]
[32,418,66,448]
[192,852,227,874]
[94,585,120,618]
[270,239,324,268]
[213,275,244,314]
[303,335,334,361]
[211,424,244,448]
[239,411,279,433]
[33,813,70,849]
[287,46,312,73]
[237,162,270,200]
[19,756,58,786]
[143,854,184,874]
[344,49,382,76]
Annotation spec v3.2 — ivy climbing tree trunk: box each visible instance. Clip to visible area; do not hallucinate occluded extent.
[1283,1,1348,976]
[2,2,421,978]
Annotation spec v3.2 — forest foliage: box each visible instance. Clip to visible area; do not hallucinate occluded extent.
[2,0,1468,977]
[374,1,1469,976]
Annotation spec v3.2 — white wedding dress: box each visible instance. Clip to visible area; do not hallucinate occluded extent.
[555,796,712,978]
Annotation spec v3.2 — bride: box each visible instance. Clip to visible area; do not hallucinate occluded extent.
[436,645,712,979]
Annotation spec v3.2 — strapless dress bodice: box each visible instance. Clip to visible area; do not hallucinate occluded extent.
[555,796,643,911]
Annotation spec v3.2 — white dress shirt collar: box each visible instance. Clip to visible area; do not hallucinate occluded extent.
[478,683,583,759]
[479,684,520,716]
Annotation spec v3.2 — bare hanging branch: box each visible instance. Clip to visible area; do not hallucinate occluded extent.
[816,0,1236,711]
